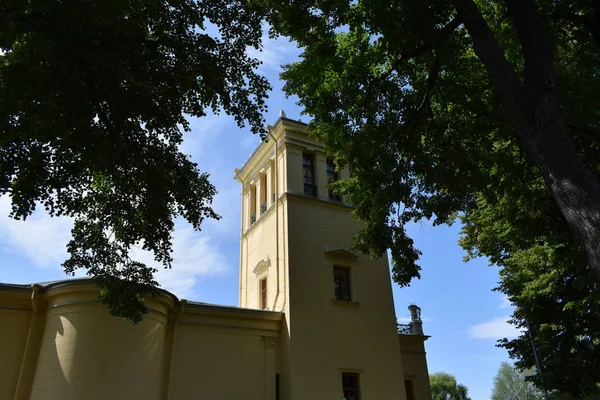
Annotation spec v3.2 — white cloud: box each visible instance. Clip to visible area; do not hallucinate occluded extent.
[247,23,300,73]
[468,315,522,340]
[0,196,73,269]
[499,295,513,309]
[130,222,229,299]
[396,316,432,324]
[0,196,229,299]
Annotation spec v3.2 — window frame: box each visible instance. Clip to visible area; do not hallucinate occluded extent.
[333,266,352,302]
[302,152,317,196]
[404,379,416,400]
[341,372,361,400]
[259,277,268,310]
[326,159,342,201]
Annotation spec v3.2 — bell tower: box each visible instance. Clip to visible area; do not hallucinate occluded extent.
[235,117,421,400]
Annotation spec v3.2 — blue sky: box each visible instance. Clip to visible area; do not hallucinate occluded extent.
[0,28,520,400]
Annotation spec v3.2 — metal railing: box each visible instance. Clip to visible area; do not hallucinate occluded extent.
[397,324,413,335]
[250,214,256,224]
[261,202,267,213]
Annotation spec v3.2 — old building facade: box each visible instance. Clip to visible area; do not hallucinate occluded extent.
[0,117,432,400]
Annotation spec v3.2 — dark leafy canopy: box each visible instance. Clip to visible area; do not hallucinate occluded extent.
[460,143,600,397]
[267,0,600,285]
[266,0,600,395]
[429,372,472,400]
[0,0,270,322]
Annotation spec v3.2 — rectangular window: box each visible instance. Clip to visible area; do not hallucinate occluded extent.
[302,153,317,196]
[260,277,268,310]
[260,173,267,214]
[334,267,352,301]
[275,373,280,400]
[327,159,341,201]
[270,160,276,204]
[405,380,415,400]
[341,373,361,400]
[250,185,257,225]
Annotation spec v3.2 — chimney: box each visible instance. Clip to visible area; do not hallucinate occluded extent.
[408,304,423,335]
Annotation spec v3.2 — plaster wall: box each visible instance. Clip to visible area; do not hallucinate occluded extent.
[0,290,31,400]
[169,319,280,399]
[284,196,408,400]
[29,286,170,400]
[0,282,284,400]
[400,335,433,400]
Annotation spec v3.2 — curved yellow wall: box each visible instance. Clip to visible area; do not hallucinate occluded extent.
[0,290,31,400]
[30,285,172,400]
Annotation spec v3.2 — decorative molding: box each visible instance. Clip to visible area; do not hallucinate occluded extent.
[253,258,271,277]
[324,246,359,260]
[263,337,277,349]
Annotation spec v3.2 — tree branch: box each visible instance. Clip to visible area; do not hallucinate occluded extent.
[566,122,600,140]
[415,56,441,118]
[451,0,522,113]
[382,16,462,80]
[504,0,557,91]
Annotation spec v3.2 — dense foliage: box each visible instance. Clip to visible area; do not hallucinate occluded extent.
[0,0,269,322]
[460,158,600,396]
[430,372,472,400]
[267,0,600,395]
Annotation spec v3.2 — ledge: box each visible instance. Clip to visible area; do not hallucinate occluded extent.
[324,247,359,260]
[331,299,360,308]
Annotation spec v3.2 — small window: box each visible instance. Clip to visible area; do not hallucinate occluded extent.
[270,160,276,204]
[250,184,257,225]
[260,277,268,310]
[333,267,352,301]
[260,173,267,214]
[341,373,361,400]
[327,159,341,201]
[302,153,317,196]
[405,380,415,400]
[275,373,280,400]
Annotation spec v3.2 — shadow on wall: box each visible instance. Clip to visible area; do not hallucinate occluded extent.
[29,288,169,400]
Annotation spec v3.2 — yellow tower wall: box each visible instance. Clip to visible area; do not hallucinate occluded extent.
[285,195,408,400]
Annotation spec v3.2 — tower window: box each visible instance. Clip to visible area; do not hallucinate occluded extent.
[270,159,276,204]
[259,277,268,310]
[260,173,267,214]
[333,267,352,301]
[250,184,257,225]
[341,373,361,400]
[326,159,341,201]
[302,153,317,196]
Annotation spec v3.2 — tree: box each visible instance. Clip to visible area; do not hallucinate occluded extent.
[267,1,600,393]
[429,372,472,400]
[0,0,270,322]
[267,0,600,287]
[458,135,600,397]
[492,362,543,400]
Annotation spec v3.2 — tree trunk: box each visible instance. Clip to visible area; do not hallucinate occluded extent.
[513,93,600,288]
[453,0,600,287]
